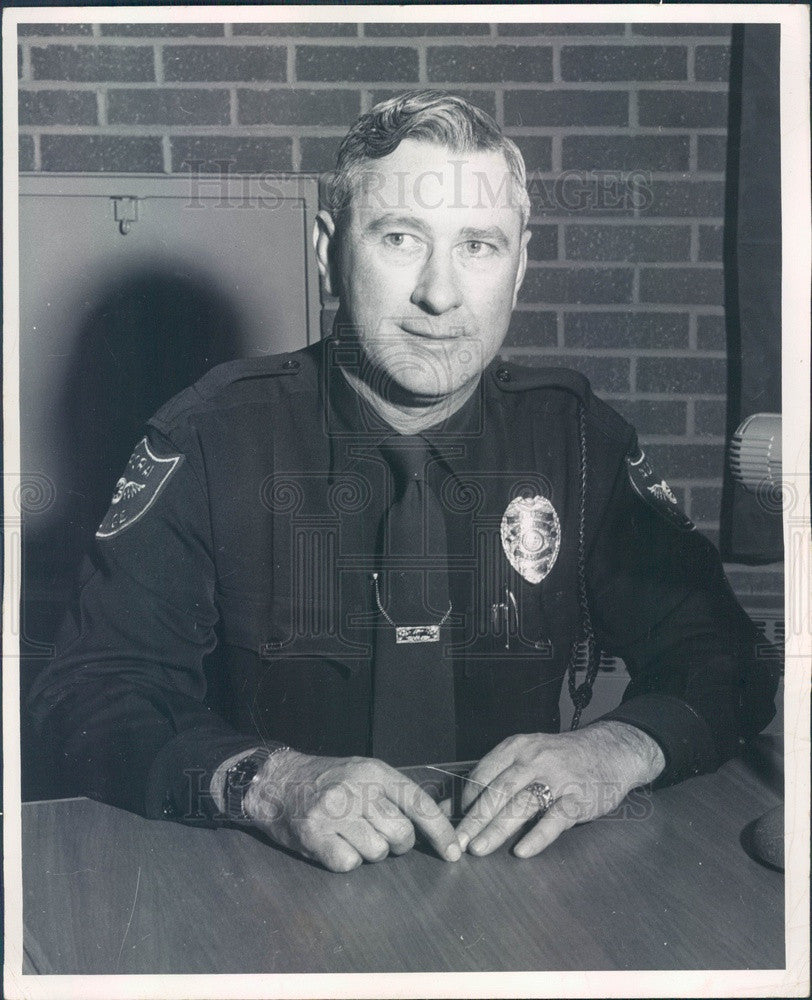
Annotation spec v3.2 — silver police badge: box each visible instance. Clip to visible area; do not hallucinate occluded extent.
[500,495,561,584]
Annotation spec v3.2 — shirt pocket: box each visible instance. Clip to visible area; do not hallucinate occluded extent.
[216,593,368,674]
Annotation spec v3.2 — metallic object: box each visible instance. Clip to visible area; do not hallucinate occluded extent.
[527,781,554,815]
[371,573,452,644]
[500,495,560,585]
[729,413,782,492]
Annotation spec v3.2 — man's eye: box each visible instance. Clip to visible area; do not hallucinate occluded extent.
[462,240,496,258]
[383,233,420,249]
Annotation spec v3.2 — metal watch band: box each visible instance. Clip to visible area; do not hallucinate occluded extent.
[223,745,290,821]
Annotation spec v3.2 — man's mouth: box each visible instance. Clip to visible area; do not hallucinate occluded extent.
[398,322,462,341]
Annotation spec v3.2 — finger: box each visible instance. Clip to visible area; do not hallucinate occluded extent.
[460,752,515,812]
[456,766,526,851]
[311,834,364,873]
[437,797,453,817]
[467,786,540,856]
[513,799,578,859]
[385,772,461,861]
[365,797,416,855]
[337,818,390,863]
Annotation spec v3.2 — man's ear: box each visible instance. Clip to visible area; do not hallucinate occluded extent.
[512,227,531,309]
[313,210,338,297]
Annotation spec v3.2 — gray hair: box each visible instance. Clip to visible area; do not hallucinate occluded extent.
[325,90,531,231]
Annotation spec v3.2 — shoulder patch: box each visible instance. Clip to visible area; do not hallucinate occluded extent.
[96,437,182,539]
[626,446,694,532]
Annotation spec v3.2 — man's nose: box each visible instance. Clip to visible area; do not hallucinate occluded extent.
[410,252,463,315]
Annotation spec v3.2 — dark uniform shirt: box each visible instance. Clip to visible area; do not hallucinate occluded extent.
[29,337,779,822]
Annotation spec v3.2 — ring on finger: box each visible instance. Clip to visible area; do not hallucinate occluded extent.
[526,781,554,815]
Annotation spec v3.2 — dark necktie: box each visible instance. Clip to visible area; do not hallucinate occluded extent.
[371,435,456,766]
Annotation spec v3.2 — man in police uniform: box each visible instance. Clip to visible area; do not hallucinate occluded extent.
[30,92,778,873]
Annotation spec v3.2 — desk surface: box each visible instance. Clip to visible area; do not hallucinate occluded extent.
[22,738,783,975]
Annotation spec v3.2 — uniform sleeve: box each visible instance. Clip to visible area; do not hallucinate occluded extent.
[27,422,270,823]
[585,435,780,787]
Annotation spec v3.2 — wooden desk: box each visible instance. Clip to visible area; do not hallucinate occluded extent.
[21,739,783,975]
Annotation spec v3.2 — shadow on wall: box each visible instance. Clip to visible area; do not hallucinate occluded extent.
[21,264,245,800]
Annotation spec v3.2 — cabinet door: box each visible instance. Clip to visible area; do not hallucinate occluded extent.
[16,173,321,730]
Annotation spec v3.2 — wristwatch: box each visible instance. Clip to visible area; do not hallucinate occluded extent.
[223,745,289,821]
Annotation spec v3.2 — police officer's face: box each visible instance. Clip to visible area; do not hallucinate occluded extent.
[316,140,530,402]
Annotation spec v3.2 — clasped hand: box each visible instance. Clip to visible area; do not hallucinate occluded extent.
[447,721,665,859]
[245,722,664,872]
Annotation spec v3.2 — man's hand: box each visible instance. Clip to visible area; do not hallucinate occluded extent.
[450,722,665,859]
[243,750,462,872]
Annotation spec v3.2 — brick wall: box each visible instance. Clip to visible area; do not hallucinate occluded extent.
[16,19,783,609]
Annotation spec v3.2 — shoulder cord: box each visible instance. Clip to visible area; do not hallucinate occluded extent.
[567,402,602,730]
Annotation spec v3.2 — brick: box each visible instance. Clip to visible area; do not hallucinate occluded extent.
[697,134,727,172]
[637,356,726,394]
[696,313,726,350]
[640,266,723,305]
[497,24,624,36]
[520,266,633,305]
[297,45,418,83]
[606,399,687,436]
[100,23,224,37]
[164,45,285,82]
[428,45,552,83]
[632,24,731,37]
[505,310,558,347]
[505,90,628,127]
[561,45,686,82]
[238,88,358,126]
[371,88,497,119]
[645,181,724,218]
[694,399,727,436]
[18,23,93,35]
[171,136,292,173]
[695,44,731,82]
[365,23,490,36]
[510,135,552,173]
[565,311,689,349]
[300,137,340,174]
[639,90,728,128]
[32,44,154,82]
[527,224,558,261]
[690,485,723,523]
[515,352,630,393]
[642,442,724,480]
[698,223,724,261]
[562,134,689,172]
[19,89,97,126]
[108,88,230,126]
[19,134,35,171]
[565,224,690,262]
[725,569,784,598]
[233,23,357,36]
[528,175,637,218]
[40,134,163,172]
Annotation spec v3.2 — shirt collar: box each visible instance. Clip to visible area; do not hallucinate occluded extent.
[322,333,488,486]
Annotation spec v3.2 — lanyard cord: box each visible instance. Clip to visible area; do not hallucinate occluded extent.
[567,403,602,730]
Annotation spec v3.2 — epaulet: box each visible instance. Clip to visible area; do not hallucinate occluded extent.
[489,359,591,403]
[489,359,633,446]
[150,349,308,429]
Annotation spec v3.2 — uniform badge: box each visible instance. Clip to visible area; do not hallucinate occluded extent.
[500,495,561,584]
[96,437,181,539]
[626,447,694,531]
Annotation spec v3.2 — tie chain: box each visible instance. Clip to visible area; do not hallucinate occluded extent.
[371,572,452,631]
